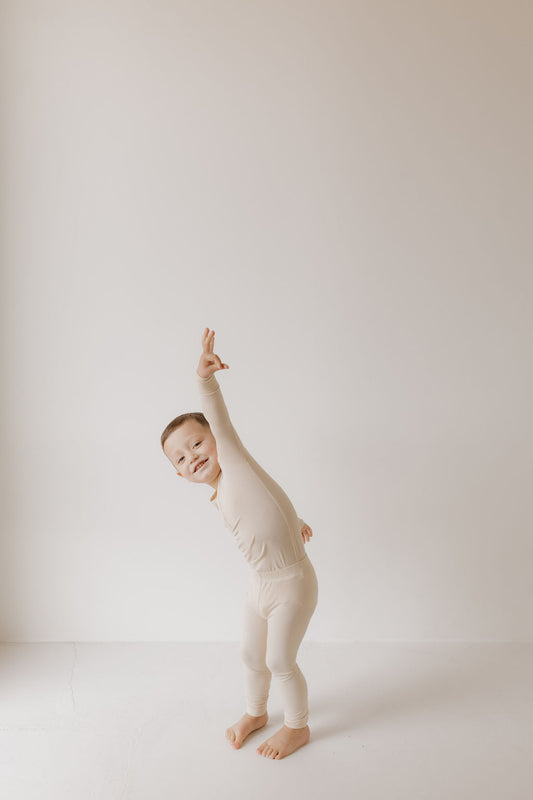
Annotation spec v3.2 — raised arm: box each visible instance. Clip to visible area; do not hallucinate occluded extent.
[196,328,241,466]
[198,329,314,541]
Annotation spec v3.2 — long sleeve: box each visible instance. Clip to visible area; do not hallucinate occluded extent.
[197,371,308,569]
[196,372,243,467]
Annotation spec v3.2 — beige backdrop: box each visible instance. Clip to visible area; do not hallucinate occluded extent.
[1,0,531,642]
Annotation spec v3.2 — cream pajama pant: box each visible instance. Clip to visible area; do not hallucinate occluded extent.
[240,553,318,729]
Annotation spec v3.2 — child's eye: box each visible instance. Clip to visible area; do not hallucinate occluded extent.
[177,442,201,465]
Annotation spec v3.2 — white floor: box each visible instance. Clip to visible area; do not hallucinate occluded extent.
[0,642,531,800]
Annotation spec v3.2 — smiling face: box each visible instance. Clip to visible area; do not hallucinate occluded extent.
[163,419,221,490]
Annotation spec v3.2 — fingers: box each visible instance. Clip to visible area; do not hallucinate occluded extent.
[215,356,230,371]
[201,328,229,371]
[301,525,313,543]
[201,328,215,353]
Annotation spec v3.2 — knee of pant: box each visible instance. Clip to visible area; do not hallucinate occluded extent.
[265,652,296,676]
[240,643,269,672]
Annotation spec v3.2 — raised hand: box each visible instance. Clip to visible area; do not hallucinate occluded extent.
[197,328,230,379]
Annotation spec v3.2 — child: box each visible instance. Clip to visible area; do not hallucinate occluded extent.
[161,328,318,760]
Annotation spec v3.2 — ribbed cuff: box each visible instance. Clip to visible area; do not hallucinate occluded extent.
[246,704,268,716]
[196,372,219,394]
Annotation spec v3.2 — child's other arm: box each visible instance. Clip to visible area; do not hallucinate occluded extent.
[297,517,313,544]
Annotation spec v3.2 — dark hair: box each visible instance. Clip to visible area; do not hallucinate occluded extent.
[160,412,210,456]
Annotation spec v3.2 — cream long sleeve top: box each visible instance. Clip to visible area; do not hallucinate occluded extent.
[197,371,307,573]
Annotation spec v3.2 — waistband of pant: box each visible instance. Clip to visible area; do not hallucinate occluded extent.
[251,554,309,580]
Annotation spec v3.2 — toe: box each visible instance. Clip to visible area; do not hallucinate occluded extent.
[226,727,242,749]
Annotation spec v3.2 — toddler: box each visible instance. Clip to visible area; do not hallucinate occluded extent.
[161,328,318,760]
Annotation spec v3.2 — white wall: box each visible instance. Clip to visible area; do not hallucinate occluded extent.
[1,0,531,642]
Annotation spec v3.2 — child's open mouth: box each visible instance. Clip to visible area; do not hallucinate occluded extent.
[194,458,208,473]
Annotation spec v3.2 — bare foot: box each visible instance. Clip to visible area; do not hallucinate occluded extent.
[257,723,310,759]
[225,712,269,749]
